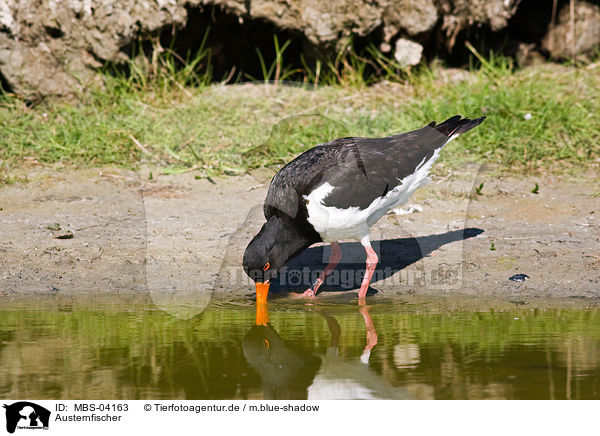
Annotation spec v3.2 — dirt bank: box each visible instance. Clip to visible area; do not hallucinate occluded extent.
[0,166,598,309]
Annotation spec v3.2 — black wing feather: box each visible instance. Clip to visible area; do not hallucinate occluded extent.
[264,116,484,220]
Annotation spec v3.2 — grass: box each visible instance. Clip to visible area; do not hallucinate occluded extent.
[0,41,599,182]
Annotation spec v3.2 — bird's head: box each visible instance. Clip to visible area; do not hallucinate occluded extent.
[243,216,312,306]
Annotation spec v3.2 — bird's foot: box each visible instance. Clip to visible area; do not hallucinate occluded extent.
[301,288,317,299]
[289,288,317,299]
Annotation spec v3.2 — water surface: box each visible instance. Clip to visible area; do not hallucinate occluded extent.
[1,295,599,400]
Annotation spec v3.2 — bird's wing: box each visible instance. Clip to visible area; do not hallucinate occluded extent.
[263,144,335,220]
[317,128,444,209]
[264,116,484,214]
[320,116,484,209]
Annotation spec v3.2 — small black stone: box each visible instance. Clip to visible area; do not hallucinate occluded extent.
[509,273,529,282]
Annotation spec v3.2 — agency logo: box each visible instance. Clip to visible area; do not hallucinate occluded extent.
[3,402,50,434]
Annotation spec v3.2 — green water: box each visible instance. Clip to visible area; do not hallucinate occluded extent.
[1,296,599,400]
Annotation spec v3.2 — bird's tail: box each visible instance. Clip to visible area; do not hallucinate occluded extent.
[430,115,486,137]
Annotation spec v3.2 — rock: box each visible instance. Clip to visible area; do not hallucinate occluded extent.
[380,42,393,53]
[439,0,521,31]
[0,0,530,98]
[509,273,529,282]
[438,0,521,49]
[542,0,600,59]
[249,0,382,45]
[394,38,423,67]
[514,42,545,66]
[383,0,438,44]
[0,0,188,99]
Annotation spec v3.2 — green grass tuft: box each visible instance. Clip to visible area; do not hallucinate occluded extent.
[475,182,485,195]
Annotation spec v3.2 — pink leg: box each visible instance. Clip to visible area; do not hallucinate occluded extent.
[357,236,378,299]
[359,299,378,363]
[302,242,342,298]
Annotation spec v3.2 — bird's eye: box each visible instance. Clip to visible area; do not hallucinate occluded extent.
[263,262,270,271]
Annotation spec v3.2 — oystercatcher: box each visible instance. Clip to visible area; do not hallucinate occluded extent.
[243,115,485,304]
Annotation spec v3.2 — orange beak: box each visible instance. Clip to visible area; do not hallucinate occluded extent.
[255,282,270,326]
[255,281,270,305]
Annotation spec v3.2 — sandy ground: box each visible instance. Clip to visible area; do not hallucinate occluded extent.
[0,165,598,312]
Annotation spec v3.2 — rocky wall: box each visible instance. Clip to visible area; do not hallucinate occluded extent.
[0,0,598,98]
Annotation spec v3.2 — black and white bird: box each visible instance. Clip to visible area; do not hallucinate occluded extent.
[243,115,485,305]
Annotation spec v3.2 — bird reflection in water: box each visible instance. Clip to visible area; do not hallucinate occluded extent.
[243,299,410,399]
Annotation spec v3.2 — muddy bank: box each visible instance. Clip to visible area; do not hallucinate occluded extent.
[0,166,598,310]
